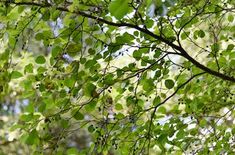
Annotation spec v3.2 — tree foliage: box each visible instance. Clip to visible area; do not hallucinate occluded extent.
[0,0,234,154]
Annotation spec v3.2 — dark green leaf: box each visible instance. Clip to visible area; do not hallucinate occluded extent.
[197,30,205,38]
[227,44,234,51]
[73,111,84,120]
[88,125,95,133]
[165,79,174,89]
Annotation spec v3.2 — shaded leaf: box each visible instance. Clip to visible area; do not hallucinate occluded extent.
[165,79,174,89]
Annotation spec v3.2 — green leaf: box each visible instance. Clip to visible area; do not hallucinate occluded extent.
[154,70,161,79]
[109,0,129,20]
[165,79,174,89]
[199,119,207,127]
[83,83,96,97]
[146,19,154,28]
[157,133,167,145]
[88,125,95,133]
[116,32,134,44]
[0,49,10,60]
[115,103,123,110]
[61,119,69,128]
[38,102,46,113]
[37,66,47,74]
[181,31,190,40]
[157,106,166,114]
[228,14,234,22]
[153,50,161,58]
[64,77,75,88]
[104,73,115,85]
[153,96,161,105]
[11,71,23,79]
[85,59,97,69]
[25,103,34,113]
[133,50,142,60]
[211,43,220,53]
[115,113,124,119]
[51,10,61,21]
[73,111,84,120]
[24,63,34,74]
[137,99,144,107]
[66,148,78,155]
[66,43,82,56]
[52,46,62,57]
[25,129,39,145]
[42,9,50,21]
[176,129,185,139]
[35,33,44,41]
[88,48,96,55]
[20,113,33,122]
[227,44,234,51]
[197,30,205,38]
[142,79,154,92]
[35,55,46,64]
[84,100,97,112]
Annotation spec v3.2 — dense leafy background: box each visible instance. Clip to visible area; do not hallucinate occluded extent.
[0,0,234,154]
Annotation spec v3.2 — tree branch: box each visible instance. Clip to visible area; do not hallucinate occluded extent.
[4,1,235,82]
[145,72,206,152]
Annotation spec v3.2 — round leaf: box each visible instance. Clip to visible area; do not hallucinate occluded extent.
[165,79,174,89]
[109,0,129,20]
[35,55,46,64]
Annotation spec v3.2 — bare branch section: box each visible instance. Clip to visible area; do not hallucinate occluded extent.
[4,1,235,82]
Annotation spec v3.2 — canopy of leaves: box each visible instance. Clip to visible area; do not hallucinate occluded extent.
[0,0,234,154]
